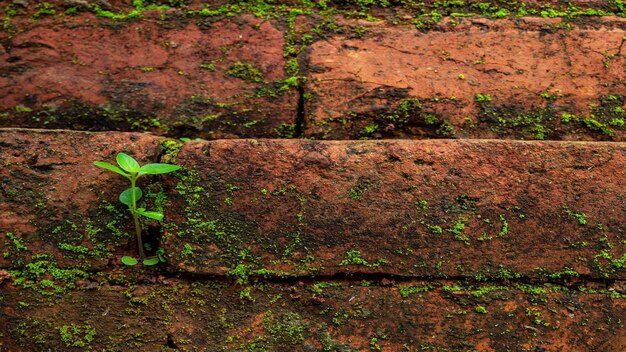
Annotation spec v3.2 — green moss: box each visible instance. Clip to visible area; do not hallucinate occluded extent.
[180,243,194,259]
[225,61,263,83]
[581,117,615,137]
[14,317,53,345]
[3,232,28,258]
[455,195,477,211]
[58,324,96,348]
[470,285,507,297]
[475,93,491,103]
[561,113,574,123]
[92,0,170,20]
[514,283,548,295]
[64,7,79,15]
[309,281,342,295]
[199,63,216,71]
[536,267,580,280]
[564,208,587,225]
[32,2,56,19]
[497,214,509,237]
[474,306,488,314]
[593,249,626,276]
[479,91,624,139]
[15,106,32,113]
[446,218,469,245]
[385,98,421,126]
[436,121,456,137]
[10,254,90,295]
[284,58,300,76]
[398,284,433,299]
[57,242,110,258]
[331,308,350,326]
[198,5,235,17]
[370,337,382,351]
[265,311,305,345]
[609,117,625,127]
[339,250,386,268]
[273,123,297,138]
[256,77,300,98]
[93,6,143,20]
[359,123,379,138]
[355,96,457,138]
[525,308,551,327]
[495,265,521,280]
[160,139,183,163]
[415,200,428,210]
[427,224,443,234]
[3,5,16,31]
[347,181,369,200]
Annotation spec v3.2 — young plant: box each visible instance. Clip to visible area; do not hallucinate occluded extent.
[94,153,180,265]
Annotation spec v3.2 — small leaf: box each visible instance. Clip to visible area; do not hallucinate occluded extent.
[156,248,166,262]
[143,257,160,266]
[136,208,164,221]
[138,163,181,176]
[93,161,130,177]
[116,153,140,173]
[121,256,138,266]
[119,187,142,206]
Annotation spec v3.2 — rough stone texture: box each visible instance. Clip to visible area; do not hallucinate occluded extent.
[0,129,163,270]
[2,5,626,141]
[3,0,622,16]
[1,130,625,350]
[166,137,626,280]
[0,14,297,138]
[304,17,626,140]
[2,130,624,280]
[1,278,626,351]
[2,1,626,349]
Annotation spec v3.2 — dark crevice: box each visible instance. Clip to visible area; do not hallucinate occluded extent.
[143,223,161,257]
[135,147,172,259]
[166,334,178,349]
[154,269,622,291]
[30,162,74,173]
[294,84,306,138]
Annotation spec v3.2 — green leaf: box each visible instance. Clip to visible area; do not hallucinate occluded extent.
[136,208,164,221]
[121,256,138,265]
[138,163,181,176]
[119,187,142,207]
[156,248,166,262]
[93,161,130,177]
[116,153,140,173]
[143,257,160,266]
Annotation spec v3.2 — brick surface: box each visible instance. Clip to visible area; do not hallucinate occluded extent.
[166,138,626,280]
[1,278,625,351]
[0,15,297,138]
[0,129,163,270]
[2,130,624,280]
[304,17,626,140]
[2,2,626,349]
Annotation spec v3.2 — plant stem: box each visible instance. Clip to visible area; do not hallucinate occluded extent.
[133,211,145,258]
[130,175,145,259]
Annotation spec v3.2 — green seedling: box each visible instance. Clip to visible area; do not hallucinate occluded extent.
[94,153,180,265]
